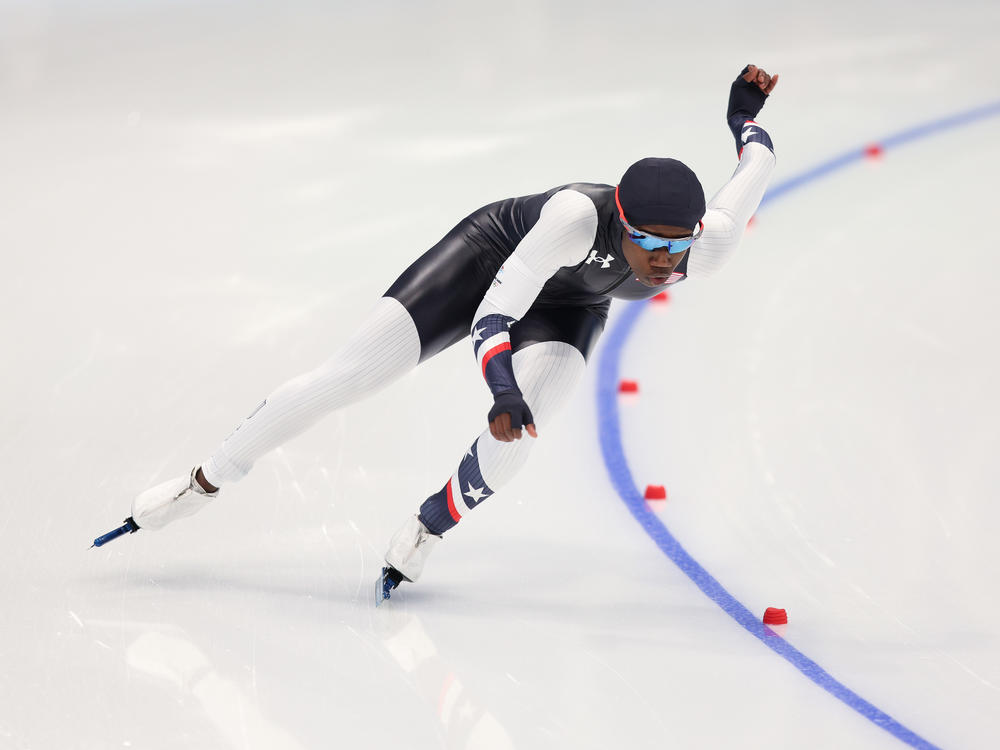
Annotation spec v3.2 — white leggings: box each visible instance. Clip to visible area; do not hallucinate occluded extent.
[201,297,586,517]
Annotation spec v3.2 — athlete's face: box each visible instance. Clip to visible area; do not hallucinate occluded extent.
[621,224,692,287]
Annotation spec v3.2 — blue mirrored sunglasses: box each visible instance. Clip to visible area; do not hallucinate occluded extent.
[615,185,703,253]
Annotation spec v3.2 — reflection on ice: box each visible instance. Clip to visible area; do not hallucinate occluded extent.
[375,608,515,750]
[128,629,306,750]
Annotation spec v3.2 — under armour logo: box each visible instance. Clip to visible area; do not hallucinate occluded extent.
[585,250,615,269]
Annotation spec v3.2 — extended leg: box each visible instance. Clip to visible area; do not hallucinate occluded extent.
[130,297,421,530]
[200,296,421,487]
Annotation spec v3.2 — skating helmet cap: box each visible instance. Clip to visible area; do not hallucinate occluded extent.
[617,157,706,230]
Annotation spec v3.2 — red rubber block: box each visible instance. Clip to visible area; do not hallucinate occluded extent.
[865,143,883,159]
[644,484,667,500]
[618,379,639,393]
[763,607,788,625]
[651,291,670,304]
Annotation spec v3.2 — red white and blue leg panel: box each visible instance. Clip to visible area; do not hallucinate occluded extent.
[418,438,495,535]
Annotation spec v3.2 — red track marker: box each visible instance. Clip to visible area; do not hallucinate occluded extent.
[644,484,667,500]
[763,607,788,625]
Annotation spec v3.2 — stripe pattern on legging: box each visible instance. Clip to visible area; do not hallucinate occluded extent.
[201,296,421,486]
[417,340,586,534]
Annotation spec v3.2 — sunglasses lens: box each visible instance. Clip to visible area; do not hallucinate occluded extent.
[633,235,693,253]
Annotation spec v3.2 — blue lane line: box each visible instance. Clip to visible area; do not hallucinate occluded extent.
[597,99,1000,750]
[597,306,941,750]
[760,99,1000,206]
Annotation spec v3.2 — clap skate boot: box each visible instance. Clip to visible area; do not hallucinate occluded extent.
[92,467,218,547]
[376,515,441,604]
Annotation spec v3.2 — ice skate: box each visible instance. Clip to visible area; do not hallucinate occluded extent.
[131,467,218,530]
[376,515,441,604]
[92,467,219,547]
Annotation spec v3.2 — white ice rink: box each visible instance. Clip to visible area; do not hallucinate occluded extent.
[2,1,999,748]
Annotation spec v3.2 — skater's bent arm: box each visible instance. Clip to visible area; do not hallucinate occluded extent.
[471,189,598,441]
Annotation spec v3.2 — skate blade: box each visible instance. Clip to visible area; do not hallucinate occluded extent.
[92,517,139,548]
[374,567,401,607]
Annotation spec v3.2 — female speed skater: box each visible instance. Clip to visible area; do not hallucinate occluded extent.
[94,64,779,603]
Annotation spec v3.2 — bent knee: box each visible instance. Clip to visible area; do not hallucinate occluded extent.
[512,341,586,423]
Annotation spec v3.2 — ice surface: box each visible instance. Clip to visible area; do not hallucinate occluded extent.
[1,1,999,748]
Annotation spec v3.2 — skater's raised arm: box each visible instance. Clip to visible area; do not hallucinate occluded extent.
[687,64,778,279]
[470,189,598,442]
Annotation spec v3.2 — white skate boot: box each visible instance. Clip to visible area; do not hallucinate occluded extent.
[386,515,441,582]
[377,515,441,604]
[131,467,218,530]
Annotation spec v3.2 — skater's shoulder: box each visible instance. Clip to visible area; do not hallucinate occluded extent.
[547,182,615,204]
[540,183,614,220]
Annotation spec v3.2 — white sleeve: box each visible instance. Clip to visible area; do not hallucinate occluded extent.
[472,189,598,324]
[686,140,776,279]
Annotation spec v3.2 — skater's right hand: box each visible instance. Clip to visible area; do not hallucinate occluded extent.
[488,390,537,442]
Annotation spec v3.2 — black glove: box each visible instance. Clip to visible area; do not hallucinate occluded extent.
[727,65,769,123]
[488,390,534,431]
